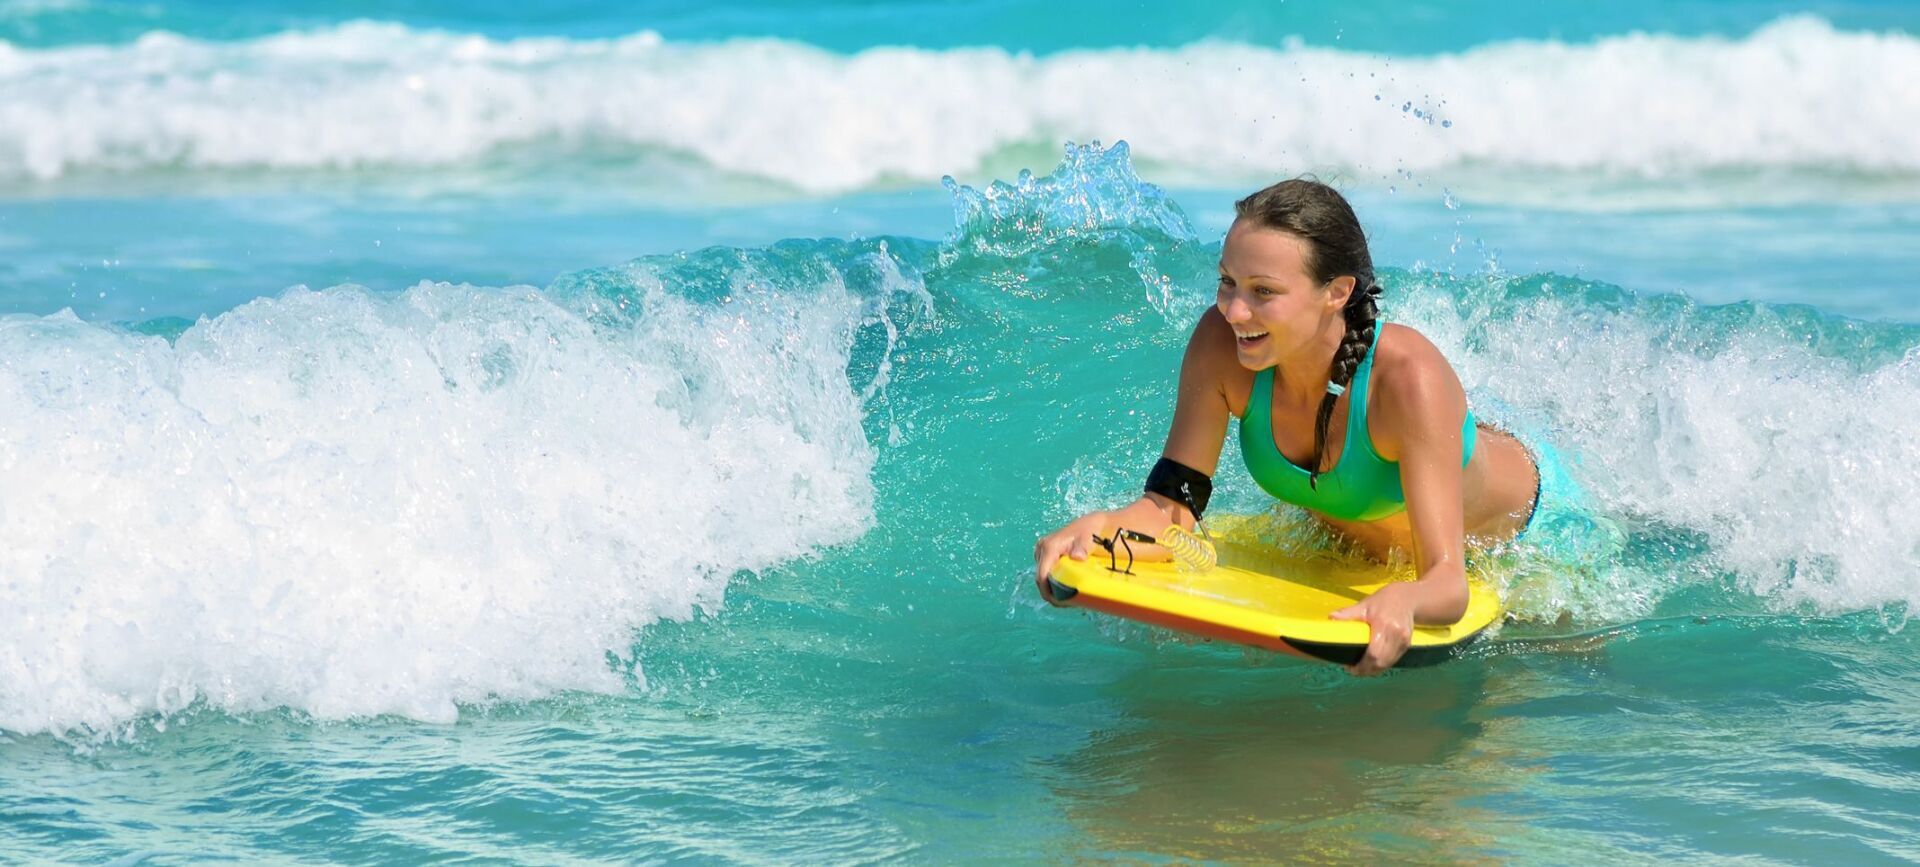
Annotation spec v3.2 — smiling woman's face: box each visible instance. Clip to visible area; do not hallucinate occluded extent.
[1215,219,1341,371]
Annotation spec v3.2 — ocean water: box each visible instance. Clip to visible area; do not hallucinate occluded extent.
[3,1,1919,862]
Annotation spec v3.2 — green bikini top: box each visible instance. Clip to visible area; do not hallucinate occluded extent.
[1239,327,1476,522]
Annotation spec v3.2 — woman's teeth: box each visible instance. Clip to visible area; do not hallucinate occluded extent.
[1236,331,1269,346]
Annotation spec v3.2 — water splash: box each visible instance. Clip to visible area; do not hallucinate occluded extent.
[939,141,1208,316]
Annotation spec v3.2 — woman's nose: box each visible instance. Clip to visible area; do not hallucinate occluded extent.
[1219,296,1250,322]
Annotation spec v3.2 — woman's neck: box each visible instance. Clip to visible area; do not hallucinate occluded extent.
[1271,317,1348,407]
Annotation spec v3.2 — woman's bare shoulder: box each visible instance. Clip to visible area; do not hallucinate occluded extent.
[1370,323,1467,432]
[1372,323,1456,384]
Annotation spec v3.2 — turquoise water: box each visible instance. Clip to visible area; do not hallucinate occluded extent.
[5,2,1920,863]
[6,0,1918,51]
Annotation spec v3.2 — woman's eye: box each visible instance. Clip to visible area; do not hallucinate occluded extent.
[1254,285,1278,296]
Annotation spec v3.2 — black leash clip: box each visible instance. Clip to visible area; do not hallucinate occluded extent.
[1092,528,1158,575]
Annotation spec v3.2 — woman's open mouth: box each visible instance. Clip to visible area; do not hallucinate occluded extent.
[1235,330,1269,349]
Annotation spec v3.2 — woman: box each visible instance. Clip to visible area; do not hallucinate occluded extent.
[1033,179,1540,676]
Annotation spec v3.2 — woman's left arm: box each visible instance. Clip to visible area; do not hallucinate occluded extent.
[1330,347,1471,676]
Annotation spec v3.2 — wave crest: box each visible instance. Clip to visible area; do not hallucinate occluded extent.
[1,17,1915,191]
[0,262,912,735]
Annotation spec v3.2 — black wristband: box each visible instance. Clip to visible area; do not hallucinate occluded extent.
[1145,457,1213,519]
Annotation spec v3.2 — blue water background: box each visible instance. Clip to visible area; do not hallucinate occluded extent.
[3,1,1919,863]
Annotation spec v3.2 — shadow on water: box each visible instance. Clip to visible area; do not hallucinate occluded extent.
[1034,655,1533,864]
[1025,604,1920,864]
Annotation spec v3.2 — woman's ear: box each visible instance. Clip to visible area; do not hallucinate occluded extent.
[1325,274,1357,312]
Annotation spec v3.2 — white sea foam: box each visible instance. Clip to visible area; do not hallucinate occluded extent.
[0,269,897,735]
[1399,280,1920,620]
[0,17,1915,192]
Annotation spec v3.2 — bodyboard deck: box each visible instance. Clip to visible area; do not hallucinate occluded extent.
[1046,536,1502,667]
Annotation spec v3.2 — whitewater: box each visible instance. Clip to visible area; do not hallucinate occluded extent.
[2,17,1917,190]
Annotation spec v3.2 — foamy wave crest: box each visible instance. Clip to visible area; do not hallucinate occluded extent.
[1395,275,1920,619]
[0,259,914,735]
[0,17,1915,190]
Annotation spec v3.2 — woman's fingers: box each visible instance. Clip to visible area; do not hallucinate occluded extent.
[1033,539,1061,603]
[1035,513,1107,606]
[1034,530,1076,594]
[1349,640,1386,676]
[1355,641,1389,677]
[1034,538,1061,581]
[1036,529,1096,575]
[1349,628,1409,676]
[1330,600,1410,676]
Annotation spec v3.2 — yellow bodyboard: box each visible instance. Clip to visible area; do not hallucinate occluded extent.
[1046,531,1502,667]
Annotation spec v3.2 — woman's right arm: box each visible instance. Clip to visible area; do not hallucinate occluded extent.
[1033,309,1238,598]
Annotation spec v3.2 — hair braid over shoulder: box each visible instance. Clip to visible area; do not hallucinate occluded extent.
[1306,277,1381,489]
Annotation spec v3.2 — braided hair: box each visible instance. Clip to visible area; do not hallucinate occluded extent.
[1233,179,1380,490]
